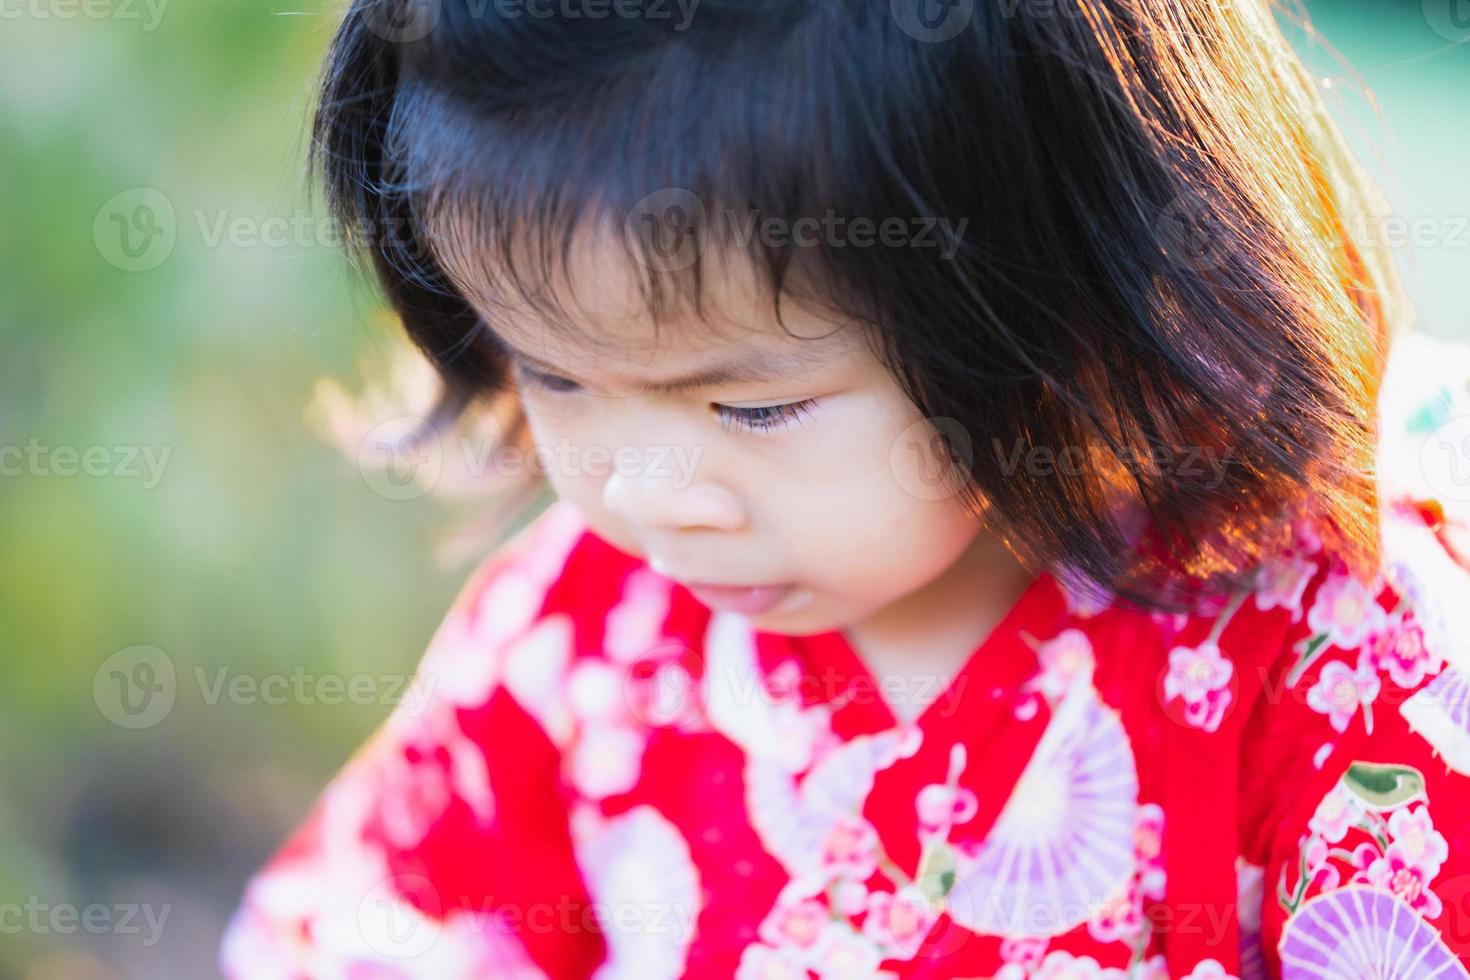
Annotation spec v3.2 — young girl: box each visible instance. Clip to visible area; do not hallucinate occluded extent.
[222,0,1470,976]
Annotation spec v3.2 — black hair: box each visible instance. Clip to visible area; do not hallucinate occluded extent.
[311,0,1404,610]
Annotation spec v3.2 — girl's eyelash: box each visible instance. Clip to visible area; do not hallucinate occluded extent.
[515,365,579,394]
[716,400,817,434]
[515,364,816,434]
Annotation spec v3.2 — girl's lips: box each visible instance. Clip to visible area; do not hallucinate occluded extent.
[684,582,795,615]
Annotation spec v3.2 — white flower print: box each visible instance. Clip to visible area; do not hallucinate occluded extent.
[1282,762,1452,932]
[756,886,829,956]
[743,725,921,889]
[1253,553,1318,620]
[817,812,882,883]
[379,699,494,848]
[572,805,702,980]
[1026,628,1097,705]
[1029,949,1129,979]
[704,614,839,774]
[831,878,869,916]
[566,721,646,799]
[1306,783,1361,844]
[915,744,980,841]
[1349,803,1452,918]
[1385,803,1450,875]
[860,884,937,959]
[1305,572,1386,654]
[223,775,546,979]
[995,935,1049,978]
[734,943,807,980]
[603,567,678,664]
[1363,610,1444,690]
[808,921,885,977]
[565,659,626,725]
[1163,640,1235,733]
[503,614,578,747]
[1134,803,1166,901]
[1305,659,1381,733]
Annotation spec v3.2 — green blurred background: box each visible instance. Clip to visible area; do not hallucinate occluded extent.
[0,1,1465,976]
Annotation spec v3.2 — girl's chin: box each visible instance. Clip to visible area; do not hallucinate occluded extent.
[739,589,850,634]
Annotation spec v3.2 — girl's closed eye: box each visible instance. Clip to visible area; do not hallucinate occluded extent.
[512,361,819,434]
[512,362,581,396]
[714,399,818,434]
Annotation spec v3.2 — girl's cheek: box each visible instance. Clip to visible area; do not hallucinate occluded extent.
[517,398,670,500]
[518,392,599,450]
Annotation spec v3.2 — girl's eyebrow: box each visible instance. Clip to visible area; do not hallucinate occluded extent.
[494,333,832,396]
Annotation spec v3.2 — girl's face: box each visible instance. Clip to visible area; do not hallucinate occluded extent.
[451,241,990,635]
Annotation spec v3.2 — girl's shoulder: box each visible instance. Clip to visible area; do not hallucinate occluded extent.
[1261,328,1470,731]
[1225,331,1470,974]
[220,501,659,978]
[1066,352,1470,754]
[1142,328,1470,689]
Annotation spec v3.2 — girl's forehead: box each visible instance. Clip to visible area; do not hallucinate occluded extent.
[487,292,862,384]
[447,221,863,372]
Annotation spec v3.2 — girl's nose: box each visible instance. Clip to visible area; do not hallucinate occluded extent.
[601,469,746,532]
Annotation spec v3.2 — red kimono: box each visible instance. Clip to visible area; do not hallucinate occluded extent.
[222,334,1470,979]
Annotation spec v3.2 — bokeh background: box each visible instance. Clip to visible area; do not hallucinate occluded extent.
[1,1,1466,976]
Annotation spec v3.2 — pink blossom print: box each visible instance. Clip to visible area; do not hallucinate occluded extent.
[223,492,1470,979]
[1163,640,1235,732]
[1305,659,1381,733]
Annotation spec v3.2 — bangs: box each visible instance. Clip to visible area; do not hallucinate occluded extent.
[375,4,953,353]
[398,91,867,346]
[312,0,1405,609]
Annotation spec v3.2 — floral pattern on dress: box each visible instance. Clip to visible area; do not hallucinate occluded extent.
[1282,766,1449,920]
[222,333,1470,979]
[1278,887,1470,978]
[945,664,1140,942]
[571,804,703,980]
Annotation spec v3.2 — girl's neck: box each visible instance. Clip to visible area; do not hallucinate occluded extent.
[839,526,1037,725]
